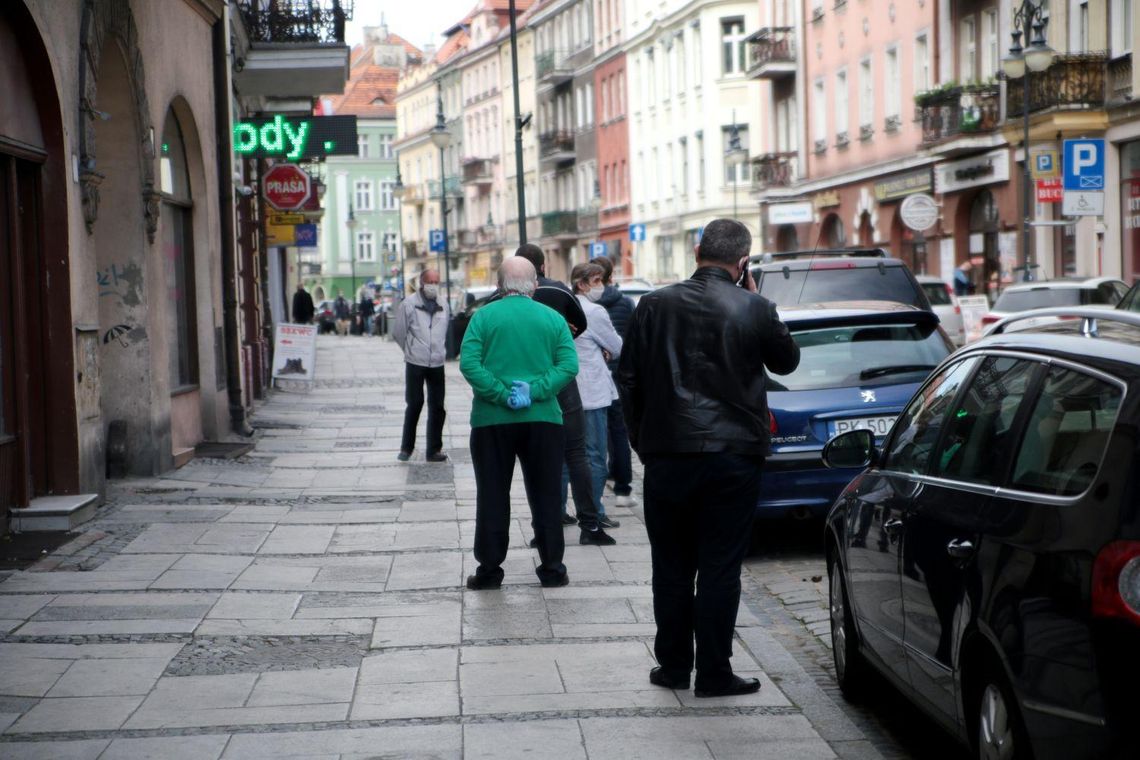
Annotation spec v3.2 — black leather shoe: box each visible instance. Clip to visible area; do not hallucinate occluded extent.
[598,516,621,529]
[540,573,569,588]
[694,675,761,698]
[397,451,412,462]
[649,666,690,690]
[579,528,616,546]
[560,513,578,526]
[426,452,449,463]
[465,574,502,590]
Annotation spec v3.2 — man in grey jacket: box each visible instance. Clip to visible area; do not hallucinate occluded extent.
[392,270,450,462]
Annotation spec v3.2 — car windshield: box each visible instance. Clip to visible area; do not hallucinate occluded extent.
[759,267,925,308]
[768,322,952,391]
[993,288,1081,311]
[921,283,953,306]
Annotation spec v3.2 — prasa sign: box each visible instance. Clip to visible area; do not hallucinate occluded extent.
[263,164,311,211]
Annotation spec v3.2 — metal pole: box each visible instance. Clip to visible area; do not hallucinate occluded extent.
[509,0,528,244]
[439,146,452,310]
[1021,21,1033,282]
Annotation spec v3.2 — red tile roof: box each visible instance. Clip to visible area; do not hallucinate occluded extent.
[324,34,423,118]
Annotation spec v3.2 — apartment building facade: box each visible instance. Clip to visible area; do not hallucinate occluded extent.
[594,0,632,273]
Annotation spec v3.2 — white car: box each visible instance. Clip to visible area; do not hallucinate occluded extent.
[982,277,1130,332]
[614,277,656,305]
[916,275,965,345]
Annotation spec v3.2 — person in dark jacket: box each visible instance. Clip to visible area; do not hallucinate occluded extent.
[591,256,636,506]
[292,284,315,324]
[358,292,376,336]
[333,290,352,336]
[617,219,800,698]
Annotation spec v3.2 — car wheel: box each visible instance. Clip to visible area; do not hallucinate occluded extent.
[976,668,1029,760]
[829,554,866,700]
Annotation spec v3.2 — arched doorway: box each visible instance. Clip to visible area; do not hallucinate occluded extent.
[967,190,999,301]
[820,213,846,247]
[857,212,874,246]
[1,2,78,520]
[776,224,799,252]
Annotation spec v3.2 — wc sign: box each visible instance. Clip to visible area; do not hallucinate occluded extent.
[1062,139,1106,216]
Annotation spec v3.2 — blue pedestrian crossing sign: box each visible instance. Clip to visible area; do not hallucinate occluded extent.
[629,223,646,242]
[588,242,607,257]
[429,229,446,252]
[1063,139,1105,190]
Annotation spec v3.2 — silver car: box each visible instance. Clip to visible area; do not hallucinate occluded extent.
[916,275,965,345]
[982,277,1130,332]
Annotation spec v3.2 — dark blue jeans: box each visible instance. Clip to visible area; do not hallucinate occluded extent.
[607,397,633,496]
[643,453,763,691]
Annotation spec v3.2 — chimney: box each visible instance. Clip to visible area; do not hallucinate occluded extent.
[423,42,437,60]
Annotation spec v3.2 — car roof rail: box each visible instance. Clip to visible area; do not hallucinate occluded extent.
[985,307,1140,337]
[754,247,889,263]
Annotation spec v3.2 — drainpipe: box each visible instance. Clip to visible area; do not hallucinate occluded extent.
[212,13,253,435]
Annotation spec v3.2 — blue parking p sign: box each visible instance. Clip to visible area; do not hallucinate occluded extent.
[1063,139,1105,191]
[429,229,446,252]
[629,223,646,242]
[588,242,607,257]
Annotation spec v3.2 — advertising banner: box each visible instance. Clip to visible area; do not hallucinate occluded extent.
[959,295,991,343]
[272,323,318,387]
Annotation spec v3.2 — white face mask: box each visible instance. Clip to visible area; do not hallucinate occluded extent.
[421,284,439,300]
[585,285,605,302]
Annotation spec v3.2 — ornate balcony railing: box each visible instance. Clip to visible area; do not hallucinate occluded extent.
[746,27,795,79]
[237,0,353,44]
[536,50,571,81]
[427,177,462,199]
[750,152,798,190]
[461,158,493,185]
[577,209,599,233]
[541,211,577,237]
[1006,53,1108,118]
[916,83,1001,146]
[1109,54,1133,103]
[539,131,576,159]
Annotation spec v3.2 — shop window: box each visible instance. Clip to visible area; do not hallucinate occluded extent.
[160,110,198,390]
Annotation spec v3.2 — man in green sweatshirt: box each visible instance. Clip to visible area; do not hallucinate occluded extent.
[460,257,580,590]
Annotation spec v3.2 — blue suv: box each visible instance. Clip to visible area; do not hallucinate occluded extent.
[759,301,954,519]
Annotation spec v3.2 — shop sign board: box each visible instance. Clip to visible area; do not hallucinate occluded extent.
[270,213,305,225]
[873,168,934,202]
[1036,179,1063,203]
[899,193,939,232]
[263,164,311,211]
[768,201,814,225]
[934,149,1010,194]
[265,222,295,246]
[813,190,841,209]
[272,323,318,386]
[233,115,358,160]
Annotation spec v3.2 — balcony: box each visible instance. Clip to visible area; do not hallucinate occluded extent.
[751,152,798,191]
[461,158,493,188]
[536,50,573,87]
[577,209,599,233]
[539,131,576,165]
[505,216,542,245]
[541,211,578,240]
[1006,53,1108,118]
[427,177,463,199]
[1109,54,1133,104]
[400,184,425,205]
[917,84,1001,152]
[403,241,421,259]
[746,28,796,80]
[459,225,504,249]
[233,1,352,98]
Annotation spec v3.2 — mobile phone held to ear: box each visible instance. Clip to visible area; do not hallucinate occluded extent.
[736,266,748,287]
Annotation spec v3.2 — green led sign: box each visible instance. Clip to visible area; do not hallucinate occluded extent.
[232,115,358,160]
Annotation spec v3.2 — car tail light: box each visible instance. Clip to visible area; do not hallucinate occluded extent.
[769,411,778,435]
[981,314,1001,326]
[809,261,857,270]
[1092,541,1140,626]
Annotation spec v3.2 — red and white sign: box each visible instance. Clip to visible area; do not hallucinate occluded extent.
[263,164,311,211]
[1036,178,1063,203]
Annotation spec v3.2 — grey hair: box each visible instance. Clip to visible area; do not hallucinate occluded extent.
[498,257,537,296]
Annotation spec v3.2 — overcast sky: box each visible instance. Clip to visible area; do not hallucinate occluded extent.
[348,0,477,54]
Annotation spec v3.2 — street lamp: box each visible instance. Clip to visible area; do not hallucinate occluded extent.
[345,199,357,299]
[392,163,407,298]
[1002,0,1054,282]
[725,109,748,220]
[430,88,458,358]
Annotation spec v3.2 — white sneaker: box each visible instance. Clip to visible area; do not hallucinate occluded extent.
[615,494,635,507]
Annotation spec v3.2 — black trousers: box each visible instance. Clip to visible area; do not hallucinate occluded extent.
[401,364,445,455]
[471,422,567,585]
[561,399,600,531]
[643,453,763,690]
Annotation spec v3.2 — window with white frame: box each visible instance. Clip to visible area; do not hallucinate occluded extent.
[721,18,747,74]
[858,58,873,129]
[356,232,375,261]
[586,82,594,125]
[885,47,900,121]
[355,180,373,211]
[960,17,977,82]
[380,181,395,210]
[981,9,999,79]
[382,232,398,252]
[1111,0,1133,56]
[1078,1,1089,52]
[915,33,931,92]
[813,78,827,144]
[378,134,394,158]
[835,69,849,137]
[721,125,750,184]
[677,36,686,92]
[358,134,370,158]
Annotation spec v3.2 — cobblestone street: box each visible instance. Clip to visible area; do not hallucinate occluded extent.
[0,336,957,759]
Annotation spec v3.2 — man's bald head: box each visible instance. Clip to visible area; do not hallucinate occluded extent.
[498,257,537,297]
[421,269,440,285]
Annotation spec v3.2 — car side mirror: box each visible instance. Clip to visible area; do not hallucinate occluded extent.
[822,429,877,469]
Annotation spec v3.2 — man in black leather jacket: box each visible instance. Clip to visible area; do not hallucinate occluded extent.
[617,218,799,698]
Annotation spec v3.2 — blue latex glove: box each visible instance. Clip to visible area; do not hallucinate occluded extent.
[507,380,532,410]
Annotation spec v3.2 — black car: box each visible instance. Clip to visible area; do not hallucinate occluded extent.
[750,248,933,312]
[822,307,1140,759]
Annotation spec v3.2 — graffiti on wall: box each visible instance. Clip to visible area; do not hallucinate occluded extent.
[97,260,146,348]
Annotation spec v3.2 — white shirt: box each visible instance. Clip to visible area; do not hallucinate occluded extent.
[574,295,623,411]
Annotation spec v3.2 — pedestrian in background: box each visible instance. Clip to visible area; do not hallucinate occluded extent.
[292,283,315,325]
[358,290,376,336]
[333,290,352,336]
[570,262,623,530]
[590,255,636,507]
[392,269,449,463]
[460,257,579,589]
[618,219,800,698]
